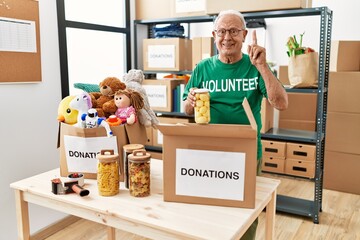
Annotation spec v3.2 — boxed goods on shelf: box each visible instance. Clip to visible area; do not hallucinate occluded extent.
[142,79,186,112]
[278,65,290,86]
[192,37,215,70]
[330,41,360,72]
[328,72,360,114]
[262,156,285,174]
[326,112,360,155]
[205,0,312,15]
[157,99,257,208]
[286,142,316,162]
[285,159,315,178]
[278,92,317,131]
[324,150,360,195]
[262,140,286,159]
[261,98,274,134]
[143,38,192,71]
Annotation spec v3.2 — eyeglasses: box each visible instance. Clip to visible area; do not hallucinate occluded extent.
[214,28,244,37]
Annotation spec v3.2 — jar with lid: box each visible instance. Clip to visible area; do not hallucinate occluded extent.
[96,149,119,196]
[128,149,151,197]
[194,88,211,124]
[123,144,144,189]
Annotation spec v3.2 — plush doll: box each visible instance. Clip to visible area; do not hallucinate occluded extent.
[69,91,92,128]
[122,69,159,128]
[90,77,126,118]
[114,89,144,125]
[57,95,78,125]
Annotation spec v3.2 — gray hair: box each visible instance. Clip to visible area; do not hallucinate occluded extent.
[213,10,246,30]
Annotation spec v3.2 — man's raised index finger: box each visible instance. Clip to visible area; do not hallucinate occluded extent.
[252,30,257,45]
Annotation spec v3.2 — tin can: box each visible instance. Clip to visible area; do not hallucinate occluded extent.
[128,149,151,197]
[123,144,144,189]
[194,88,210,124]
[96,149,119,196]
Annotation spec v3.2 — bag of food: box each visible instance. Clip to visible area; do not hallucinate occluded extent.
[287,33,318,88]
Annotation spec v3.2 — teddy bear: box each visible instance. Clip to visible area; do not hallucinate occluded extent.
[122,69,159,128]
[90,76,126,118]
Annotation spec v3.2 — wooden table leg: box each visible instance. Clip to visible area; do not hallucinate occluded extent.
[14,190,30,240]
[265,190,277,240]
[107,226,115,240]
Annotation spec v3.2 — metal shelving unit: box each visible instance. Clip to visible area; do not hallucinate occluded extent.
[133,7,333,224]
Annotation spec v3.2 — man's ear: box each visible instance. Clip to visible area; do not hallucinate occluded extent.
[212,31,216,38]
[242,30,248,42]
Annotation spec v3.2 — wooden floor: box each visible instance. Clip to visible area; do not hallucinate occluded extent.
[43,173,360,240]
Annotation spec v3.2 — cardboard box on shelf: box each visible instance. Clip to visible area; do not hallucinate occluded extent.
[192,37,215,70]
[285,159,315,178]
[205,0,312,15]
[286,143,316,162]
[278,92,317,131]
[142,79,186,112]
[278,119,316,131]
[325,112,360,155]
[135,0,171,20]
[171,0,207,18]
[261,140,286,159]
[153,116,194,147]
[278,65,290,86]
[157,99,258,208]
[145,126,153,146]
[324,150,360,195]
[143,38,192,71]
[57,122,147,180]
[262,156,285,174]
[261,98,274,134]
[330,41,360,72]
[328,72,360,114]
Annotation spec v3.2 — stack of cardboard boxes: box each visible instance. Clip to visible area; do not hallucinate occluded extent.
[262,140,316,178]
[323,41,360,195]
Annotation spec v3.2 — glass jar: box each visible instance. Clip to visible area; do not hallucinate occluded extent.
[96,149,119,196]
[194,88,210,124]
[123,144,144,189]
[128,149,151,197]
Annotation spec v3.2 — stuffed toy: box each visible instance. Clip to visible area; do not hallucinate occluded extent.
[114,89,144,125]
[90,77,126,118]
[57,95,78,125]
[122,69,159,128]
[69,91,92,128]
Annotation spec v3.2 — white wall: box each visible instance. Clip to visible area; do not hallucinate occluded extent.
[0,1,65,239]
[1,0,359,239]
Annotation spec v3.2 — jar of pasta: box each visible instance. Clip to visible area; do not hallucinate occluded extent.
[123,144,144,189]
[194,88,210,124]
[128,149,151,197]
[96,149,119,196]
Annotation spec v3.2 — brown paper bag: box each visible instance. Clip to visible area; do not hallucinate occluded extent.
[288,52,319,88]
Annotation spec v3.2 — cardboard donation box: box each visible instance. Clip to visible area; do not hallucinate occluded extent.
[58,122,147,180]
[157,99,258,208]
[142,79,185,112]
[143,38,192,71]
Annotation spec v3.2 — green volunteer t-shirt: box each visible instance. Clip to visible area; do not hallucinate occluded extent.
[183,54,270,160]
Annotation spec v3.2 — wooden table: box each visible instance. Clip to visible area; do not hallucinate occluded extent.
[11,159,280,240]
